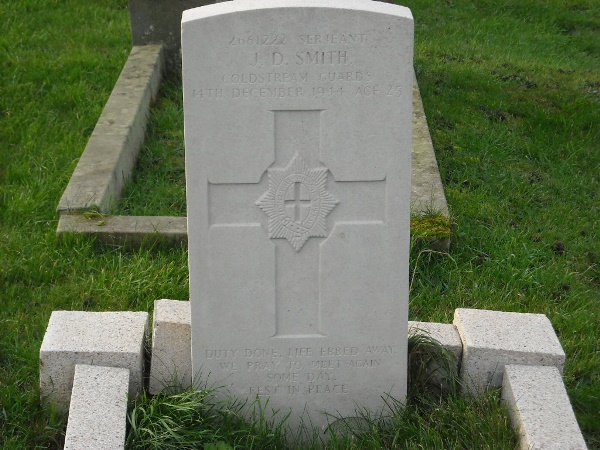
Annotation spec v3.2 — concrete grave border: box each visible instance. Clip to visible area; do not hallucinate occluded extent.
[63,365,129,450]
[41,303,588,449]
[56,45,450,250]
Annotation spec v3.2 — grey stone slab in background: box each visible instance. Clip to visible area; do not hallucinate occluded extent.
[57,45,164,214]
[57,214,187,247]
[411,71,449,218]
[129,0,214,72]
[502,364,588,450]
[64,365,129,450]
[129,0,401,73]
[183,0,413,433]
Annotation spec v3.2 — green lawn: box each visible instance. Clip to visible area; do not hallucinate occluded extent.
[1,0,598,448]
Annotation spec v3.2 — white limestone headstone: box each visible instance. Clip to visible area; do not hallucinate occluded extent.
[183,0,413,433]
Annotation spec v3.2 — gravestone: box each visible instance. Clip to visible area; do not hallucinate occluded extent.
[183,0,413,433]
[129,0,214,72]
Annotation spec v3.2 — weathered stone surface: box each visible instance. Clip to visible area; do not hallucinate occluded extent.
[454,308,565,395]
[57,214,187,247]
[411,71,449,218]
[64,365,129,450]
[149,299,193,394]
[502,364,588,450]
[410,71,450,251]
[40,311,148,413]
[57,45,164,214]
[183,0,413,432]
[129,0,215,72]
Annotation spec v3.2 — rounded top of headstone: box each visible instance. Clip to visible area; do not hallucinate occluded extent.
[183,0,412,24]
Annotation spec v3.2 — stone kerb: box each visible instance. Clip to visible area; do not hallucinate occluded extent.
[57,44,164,215]
[43,303,585,446]
[408,321,462,390]
[149,299,193,394]
[63,365,129,450]
[39,311,148,413]
[146,301,586,447]
[454,308,566,396]
[411,72,449,220]
[502,365,588,450]
[58,214,187,248]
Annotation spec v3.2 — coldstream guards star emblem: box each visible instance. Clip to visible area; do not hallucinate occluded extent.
[256,153,339,251]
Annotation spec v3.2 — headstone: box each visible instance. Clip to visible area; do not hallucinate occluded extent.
[183,0,413,434]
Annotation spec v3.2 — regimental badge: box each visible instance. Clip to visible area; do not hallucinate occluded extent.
[256,153,339,251]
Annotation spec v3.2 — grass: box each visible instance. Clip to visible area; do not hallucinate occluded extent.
[0,0,598,448]
[126,333,516,449]
[117,75,186,217]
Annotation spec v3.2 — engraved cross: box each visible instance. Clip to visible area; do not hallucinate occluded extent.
[285,182,311,221]
[208,110,385,338]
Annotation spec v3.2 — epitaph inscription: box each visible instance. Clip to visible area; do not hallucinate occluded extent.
[184,0,413,433]
[206,344,397,397]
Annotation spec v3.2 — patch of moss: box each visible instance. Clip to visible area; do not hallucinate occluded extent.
[411,214,452,239]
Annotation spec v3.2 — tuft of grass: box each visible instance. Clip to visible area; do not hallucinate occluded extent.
[411,214,452,239]
[126,388,290,450]
[325,391,515,450]
[407,329,459,402]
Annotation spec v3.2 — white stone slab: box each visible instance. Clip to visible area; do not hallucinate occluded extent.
[149,299,193,394]
[502,365,588,450]
[64,365,129,450]
[454,308,565,395]
[183,0,413,432]
[40,311,148,412]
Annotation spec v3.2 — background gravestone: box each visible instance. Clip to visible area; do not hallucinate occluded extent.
[183,0,413,432]
[129,0,214,72]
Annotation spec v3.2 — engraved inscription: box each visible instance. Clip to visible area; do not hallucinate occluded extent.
[295,51,348,65]
[191,30,403,101]
[223,72,308,84]
[229,34,286,46]
[250,50,349,67]
[256,153,339,251]
[299,33,367,45]
[193,88,223,99]
[217,345,396,397]
[232,87,305,99]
